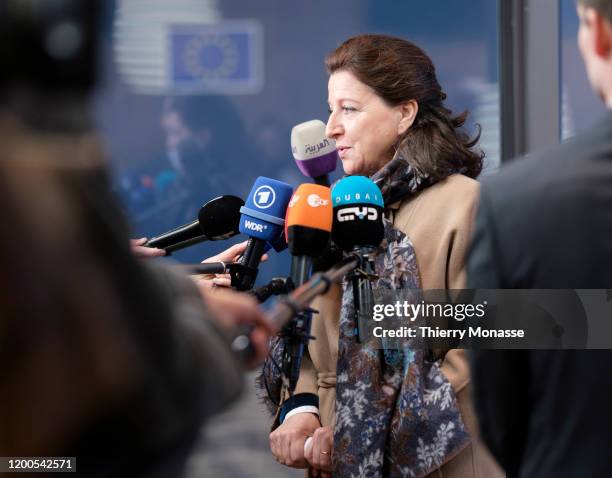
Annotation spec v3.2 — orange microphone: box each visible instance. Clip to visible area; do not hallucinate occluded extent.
[285,183,333,285]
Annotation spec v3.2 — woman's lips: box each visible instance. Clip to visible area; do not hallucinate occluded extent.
[337,146,351,158]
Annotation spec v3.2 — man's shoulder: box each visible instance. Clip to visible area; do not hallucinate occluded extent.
[482,119,612,210]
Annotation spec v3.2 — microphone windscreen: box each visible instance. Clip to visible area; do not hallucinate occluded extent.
[146,194,244,249]
[199,195,244,239]
[291,119,338,178]
[286,184,332,231]
[286,183,332,257]
[331,176,384,251]
[239,176,293,242]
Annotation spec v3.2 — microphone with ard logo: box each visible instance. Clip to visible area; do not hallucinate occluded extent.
[291,119,338,187]
[237,176,293,291]
[331,176,385,341]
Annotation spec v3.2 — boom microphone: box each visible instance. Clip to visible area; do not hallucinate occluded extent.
[237,177,293,290]
[291,119,338,186]
[145,195,244,252]
[332,176,384,341]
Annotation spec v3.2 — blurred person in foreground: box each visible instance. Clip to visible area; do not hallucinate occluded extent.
[0,102,272,477]
[265,34,503,477]
[468,0,612,476]
[0,46,271,478]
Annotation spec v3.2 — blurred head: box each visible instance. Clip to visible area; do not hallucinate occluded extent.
[161,96,248,162]
[325,34,482,179]
[576,0,612,105]
[162,97,210,154]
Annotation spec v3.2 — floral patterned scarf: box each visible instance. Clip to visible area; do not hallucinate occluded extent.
[333,157,470,477]
[259,157,470,477]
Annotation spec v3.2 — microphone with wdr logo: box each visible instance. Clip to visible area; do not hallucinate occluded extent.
[145,195,244,253]
[237,177,293,291]
[291,119,338,187]
[332,176,384,341]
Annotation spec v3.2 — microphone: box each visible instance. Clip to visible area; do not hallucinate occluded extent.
[331,176,385,341]
[145,195,244,253]
[237,176,293,290]
[291,119,338,186]
[286,183,333,286]
[282,183,333,391]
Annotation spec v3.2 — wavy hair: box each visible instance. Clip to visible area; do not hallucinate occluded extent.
[326,34,484,179]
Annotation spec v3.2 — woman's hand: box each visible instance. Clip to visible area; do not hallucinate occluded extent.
[130,237,166,258]
[269,413,321,469]
[195,241,268,288]
[305,426,333,477]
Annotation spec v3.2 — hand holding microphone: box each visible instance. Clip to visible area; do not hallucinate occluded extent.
[131,237,166,258]
[194,241,269,289]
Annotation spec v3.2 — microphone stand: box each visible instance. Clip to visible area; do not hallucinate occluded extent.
[231,255,361,393]
[281,256,314,392]
[347,247,377,343]
[250,277,294,303]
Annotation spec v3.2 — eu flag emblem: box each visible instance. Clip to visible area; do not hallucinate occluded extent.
[170,20,263,94]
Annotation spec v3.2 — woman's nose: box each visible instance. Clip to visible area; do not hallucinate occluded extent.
[326,113,342,139]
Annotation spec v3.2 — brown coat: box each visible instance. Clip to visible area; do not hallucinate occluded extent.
[292,174,503,477]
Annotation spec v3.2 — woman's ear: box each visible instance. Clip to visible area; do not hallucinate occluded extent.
[592,8,612,58]
[397,100,418,135]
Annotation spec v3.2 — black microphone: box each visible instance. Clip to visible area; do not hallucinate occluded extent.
[236,177,293,291]
[145,195,243,253]
[331,176,385,342]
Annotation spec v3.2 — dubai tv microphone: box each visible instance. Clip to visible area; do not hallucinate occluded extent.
[237,177,293,291]
[291,119,338,187]
[332,176,385,341]
[145,195,244,253]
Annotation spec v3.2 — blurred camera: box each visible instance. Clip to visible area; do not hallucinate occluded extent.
[0,0,100,92]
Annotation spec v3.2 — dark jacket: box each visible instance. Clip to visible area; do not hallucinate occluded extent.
[468,111,612,478]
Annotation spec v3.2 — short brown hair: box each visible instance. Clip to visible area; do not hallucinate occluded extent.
[577,0,612,24]
[325,34,483,180]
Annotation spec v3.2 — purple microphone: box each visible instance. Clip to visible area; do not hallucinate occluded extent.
[291,119,338,186]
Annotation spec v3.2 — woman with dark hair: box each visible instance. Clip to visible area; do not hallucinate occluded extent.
[266,34,503,477]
